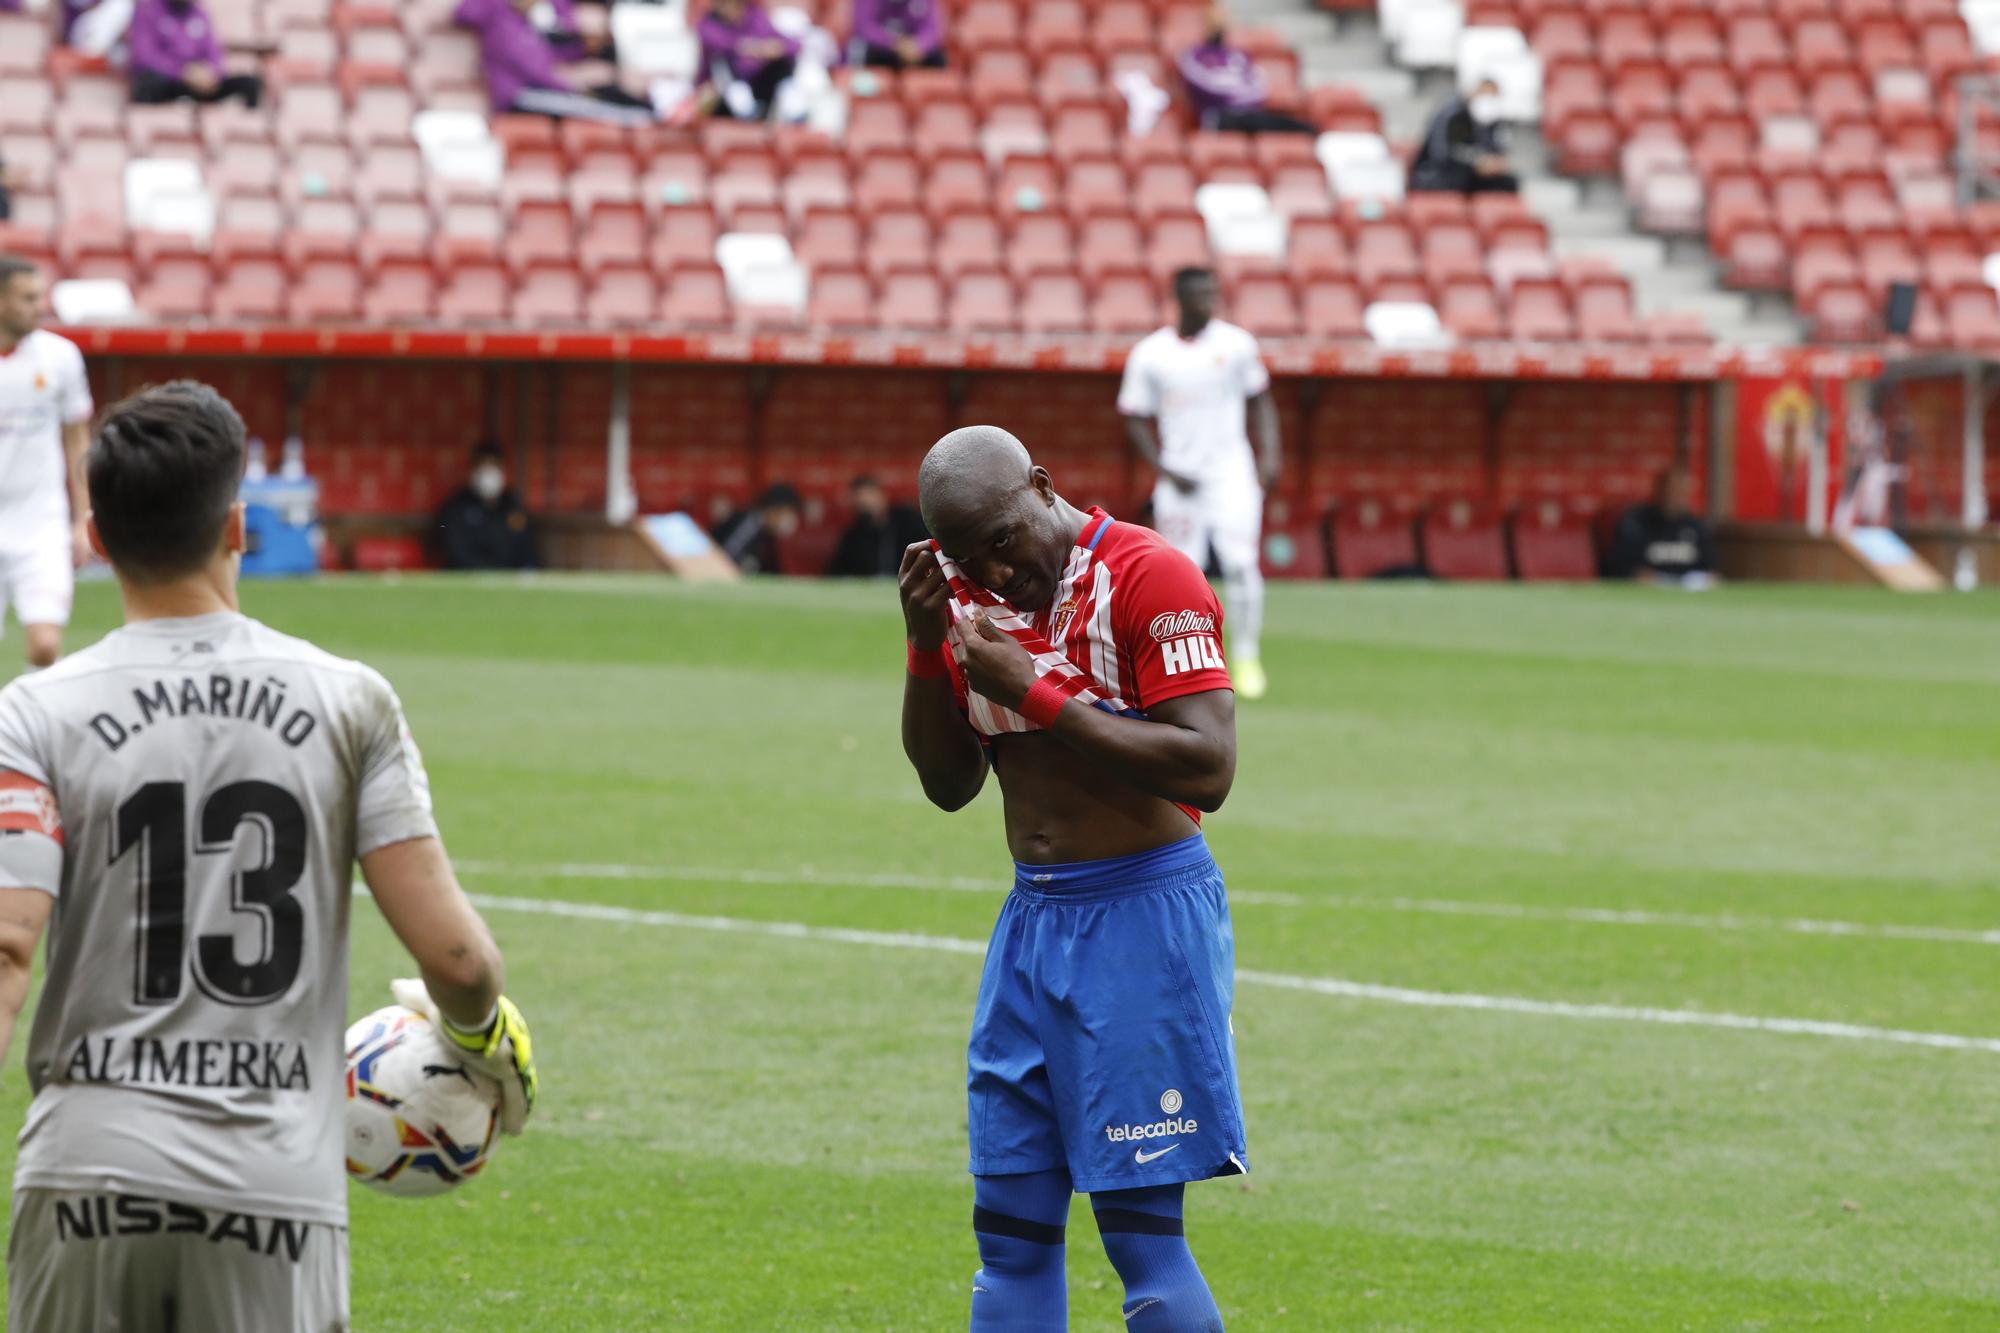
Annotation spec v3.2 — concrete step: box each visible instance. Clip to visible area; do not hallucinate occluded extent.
[1550,234,1669,273]
[1247,11,1342,46]
[1303,64,1418,103]
[1520,176,1581,214]
[1724,319,1806,347]
[1542,205,1641,241]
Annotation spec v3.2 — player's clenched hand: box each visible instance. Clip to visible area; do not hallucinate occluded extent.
[390,979,539,1136]
[953,611,1038,710]
[1163,468,1199,495]
[899,541,950,652]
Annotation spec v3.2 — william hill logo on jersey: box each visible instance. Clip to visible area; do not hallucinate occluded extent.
[1149,610,1224,677]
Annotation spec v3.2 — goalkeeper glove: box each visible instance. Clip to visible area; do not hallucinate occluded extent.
[390,978,538,1136]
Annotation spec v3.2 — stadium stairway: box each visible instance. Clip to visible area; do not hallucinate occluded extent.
[1231,0,1807,345]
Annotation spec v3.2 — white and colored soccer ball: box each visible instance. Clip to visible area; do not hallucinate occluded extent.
[344,1004,501,1198]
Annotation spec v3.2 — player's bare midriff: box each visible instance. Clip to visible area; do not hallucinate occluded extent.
[991,731,1200,865]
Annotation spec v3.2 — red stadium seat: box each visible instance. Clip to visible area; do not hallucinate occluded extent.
[362,258,436,323]
[1090,271,1162,334]
[807,266,876,329]
[1232,276,1302,338]
[1330,498,1420,579]
[949,269,1018,333]
[505,201,574,271]
[290,256,362,321]
[937,211,1005,279]
[795,207,864,271]
[1438,278,1504,340]
[1510,502,1598,580]
[359,199,432,267]
[434,201,504,266]
[1078,213,1148,283]
[585,265,658,328]
[286,198,361,264]
[913,101,980,159]
[436,259,510,324]
[1421,500,1509,580]
[659,264,732,329]
[1064,157,1130,217]
[854,152,922,212]
[212,196,286,263]
[1006,213,1075,280]
[1020,271,1089,333]
[865,209,934,277]
[1146,211,1211,280]
[212,256,289,321]
[513,264,584,327]
[879,270,945,330]
[927,151,993,215]
[577,201,648,277]
[137,255,212,321]
[0,13,51,74]
[1261,511,1330,579]
[650,204,718,270]
[1300,278,1365,339]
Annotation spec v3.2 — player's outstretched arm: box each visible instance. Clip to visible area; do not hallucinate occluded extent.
[0,888,52,1073]
[899,541,988,811]
[361,836,503,1032]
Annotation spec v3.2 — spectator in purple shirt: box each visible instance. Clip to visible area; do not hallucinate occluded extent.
[456,0,652,124]
[128,0,262,106]
[1178,4,1314,135]
[697,0,799,120]
[851,0,944,71]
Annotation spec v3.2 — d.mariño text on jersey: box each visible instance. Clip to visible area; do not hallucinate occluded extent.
[86,671,322,753]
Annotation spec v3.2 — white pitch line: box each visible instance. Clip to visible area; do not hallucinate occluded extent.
[455,859,2000,946]
[466,893,2000,1055]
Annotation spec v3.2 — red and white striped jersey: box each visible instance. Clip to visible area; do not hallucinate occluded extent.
[940,507,1232,737]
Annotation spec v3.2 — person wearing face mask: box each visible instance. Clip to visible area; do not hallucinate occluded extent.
[127,0,262,106]
[1177,3,1316,134]
[1411,76,1518,194]
[436,443,541,571]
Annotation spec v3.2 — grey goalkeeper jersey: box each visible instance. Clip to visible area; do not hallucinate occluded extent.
[0,612,438,1226]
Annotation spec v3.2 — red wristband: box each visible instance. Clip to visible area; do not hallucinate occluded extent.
[906,641,950,679]
[1018,675,1071,729]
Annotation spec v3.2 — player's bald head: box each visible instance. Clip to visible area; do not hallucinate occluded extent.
[918,425,1036,534]
[917,425,1076,610]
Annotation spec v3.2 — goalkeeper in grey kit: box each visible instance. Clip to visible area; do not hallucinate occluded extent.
[0,381,539,1331]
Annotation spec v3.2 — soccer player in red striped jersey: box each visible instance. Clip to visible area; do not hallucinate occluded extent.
[900,425,1245,1332]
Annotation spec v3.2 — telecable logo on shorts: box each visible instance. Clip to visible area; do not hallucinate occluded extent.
[1104,1088,1198,1142]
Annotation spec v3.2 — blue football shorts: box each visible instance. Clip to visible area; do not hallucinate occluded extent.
[966,833,1250,1193]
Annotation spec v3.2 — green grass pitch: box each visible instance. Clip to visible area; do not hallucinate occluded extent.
[3,575,1999,1329]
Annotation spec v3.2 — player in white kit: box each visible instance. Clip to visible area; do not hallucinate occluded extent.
[0,381,540,1332]
[0,257,95,671]
[1118,266,1281,701]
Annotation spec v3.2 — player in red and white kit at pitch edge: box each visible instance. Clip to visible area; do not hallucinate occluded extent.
[0,257,93,672]
[1118,267,1282,701]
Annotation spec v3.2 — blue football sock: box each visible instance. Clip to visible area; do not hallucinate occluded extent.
[970,1168,1072,1332]
[1090,1184,1223,1332]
